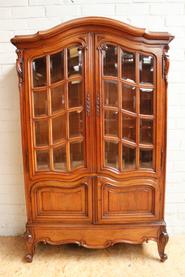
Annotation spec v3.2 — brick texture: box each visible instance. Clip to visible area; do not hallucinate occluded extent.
[0,0,185,236]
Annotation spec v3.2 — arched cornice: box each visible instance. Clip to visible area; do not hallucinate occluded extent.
[11,16,174,48]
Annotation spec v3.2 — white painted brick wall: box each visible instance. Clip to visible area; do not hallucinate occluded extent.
[0,0,185,236]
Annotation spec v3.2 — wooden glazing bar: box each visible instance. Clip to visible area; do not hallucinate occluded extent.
[32,109,66,120]
[139,143,154,149]
[122,109,137,117]
[46,55,54,171]
[104,135,119,142]
[103,106,119,112]
[118,46,122,171]
[139,114,154,120]
[135,52,140,169]
[31,85,47,91]
[65,47,71,172]
[152,57,157,170]
[103,75,154,89]
[48,78,65,89]
[121,138,137,147]
[67,106,83,113]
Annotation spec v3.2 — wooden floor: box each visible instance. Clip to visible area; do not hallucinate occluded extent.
[0,235,184,277]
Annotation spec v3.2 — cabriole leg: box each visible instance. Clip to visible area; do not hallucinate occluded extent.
[24,230,35,263]
[157,227,169,262]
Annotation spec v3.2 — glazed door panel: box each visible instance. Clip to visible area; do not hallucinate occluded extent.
[95,35,160,176]
[28,35,92,177]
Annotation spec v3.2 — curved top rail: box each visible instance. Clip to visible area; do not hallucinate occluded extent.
[11,16,174,47]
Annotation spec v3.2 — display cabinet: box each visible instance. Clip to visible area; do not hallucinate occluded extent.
[11,17,174,262]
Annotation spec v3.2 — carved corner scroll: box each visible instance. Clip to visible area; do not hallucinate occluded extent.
[97,43,108,52]
[162,45,170,84]
[16,49,24,91]
[78,44,88,51]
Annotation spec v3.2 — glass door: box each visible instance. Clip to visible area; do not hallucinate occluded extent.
[97,42,155,173]
[31,43,88,174]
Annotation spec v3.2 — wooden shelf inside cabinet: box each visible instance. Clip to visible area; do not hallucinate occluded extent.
[11,16,174,263]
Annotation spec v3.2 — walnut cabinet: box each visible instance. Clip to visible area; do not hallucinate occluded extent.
[11,17,174,262]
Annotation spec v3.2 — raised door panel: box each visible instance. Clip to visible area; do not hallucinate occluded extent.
[95,34,162,178]
[31,177,92,223]
[26,34,93,178]
[96,177,159,223]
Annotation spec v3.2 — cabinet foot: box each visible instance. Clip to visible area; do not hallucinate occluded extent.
[24,229,35,263]
[157,227,169,262]
[25,253,33,263]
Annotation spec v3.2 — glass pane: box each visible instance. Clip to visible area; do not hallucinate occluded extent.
[35,120,49,146]
[32,56,46,87]
[36,150,50,171]
[122,114,136,142]
[50,51,64,83]
[68,80,83,108]
[105,141,118,169]
[140,55,154,84]
[53,146,66,171]
[103,44,118,77]
[122,50,135,82]
[52,115,66,143]
[122,84,136,112]
[104,80,118,107]
[70,141,84,169]
[104,110,118,137]
[69,111,83,138]
[51,84,65,113]
[122,145,136,170]
[140,119,153,144]
[33,90,47,117]
[140,149,153,168]
[140,88,153,115]
[68,46,82,77]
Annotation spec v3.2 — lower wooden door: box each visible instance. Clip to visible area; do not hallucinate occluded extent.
[30,177,93,223]
[95,176,160,224]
